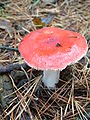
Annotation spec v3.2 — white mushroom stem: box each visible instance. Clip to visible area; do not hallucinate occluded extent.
[42,70,60,89]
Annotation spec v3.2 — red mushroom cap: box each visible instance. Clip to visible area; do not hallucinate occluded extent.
[19,27,88,70]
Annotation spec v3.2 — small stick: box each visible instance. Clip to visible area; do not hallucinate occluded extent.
[0,46,19,52]
[0,63,28,74]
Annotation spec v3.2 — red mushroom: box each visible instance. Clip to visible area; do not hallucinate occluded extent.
[19,27,88,89]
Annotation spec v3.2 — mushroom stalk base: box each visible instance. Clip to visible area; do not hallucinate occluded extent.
[42,70,60,89]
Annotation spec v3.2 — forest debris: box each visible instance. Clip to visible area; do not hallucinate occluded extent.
[0,63,28,74]
[0,45,19,52]
[0,73,15,108]
[33,14,54,28]
[39,8,60,14]
[0,17,14,38]
[0,39,6,44]
[42,0,58,4]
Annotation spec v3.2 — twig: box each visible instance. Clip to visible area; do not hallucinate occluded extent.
[0,46,19,52]
[0,62,28,73]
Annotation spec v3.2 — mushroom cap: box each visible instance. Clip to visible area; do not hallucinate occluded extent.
[19,27,88,70]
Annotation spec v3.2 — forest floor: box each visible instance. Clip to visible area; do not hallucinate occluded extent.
[0,0,90,120]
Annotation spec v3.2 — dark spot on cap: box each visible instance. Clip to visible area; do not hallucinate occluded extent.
[56,43,62,47]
